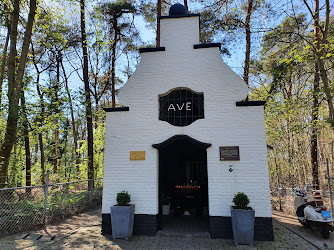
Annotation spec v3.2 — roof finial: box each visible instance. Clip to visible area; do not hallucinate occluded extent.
[169,3,187,16]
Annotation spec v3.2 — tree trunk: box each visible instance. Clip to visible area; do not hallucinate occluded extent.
[156,0,161,47]
[95,98,99,129]
[0,0,37,188]
[302,0,334,129]
[318,58,334,127]
[9,143,17,187]
[111,17,118,108]
[61,60,80,178]
[80,0,94,190]
[54,129,59,173]
[39,133,45,184]
[93,75,99,129]
[243,0,253,101]
[0,26,10,107]
[311,0,320,190]
[184,0,188,12]
[35,70,46,184]
[21,90,31,189]
[53,52,61,173]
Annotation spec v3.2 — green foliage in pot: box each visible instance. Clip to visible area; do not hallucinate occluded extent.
[117,190,131,206]
[233,192,250,209]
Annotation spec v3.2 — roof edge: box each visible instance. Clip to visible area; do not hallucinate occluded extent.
[103,107,129,112]
[236,101,266,107]
[139,47,165,53]
[159,14,200,19]
[194,43,221,49]
[152,134,211,149]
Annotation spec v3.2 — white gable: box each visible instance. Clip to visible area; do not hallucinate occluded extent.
[102,14,271,222]
[118,16,248,107]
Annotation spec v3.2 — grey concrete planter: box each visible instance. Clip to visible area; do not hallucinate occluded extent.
[110,204,135,240]
[231,206,255,246]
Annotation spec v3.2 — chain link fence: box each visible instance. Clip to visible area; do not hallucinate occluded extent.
[0,171,103,237]
[271,187,296,214]
[271,187,334,215]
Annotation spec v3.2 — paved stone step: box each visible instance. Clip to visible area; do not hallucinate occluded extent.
[157,230,210,238]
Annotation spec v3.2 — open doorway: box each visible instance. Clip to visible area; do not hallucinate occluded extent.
[153,135,211,237]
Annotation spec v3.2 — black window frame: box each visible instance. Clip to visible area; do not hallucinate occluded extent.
[159,87,204,127]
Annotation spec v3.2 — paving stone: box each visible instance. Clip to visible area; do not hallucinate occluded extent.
[0,209,323,250]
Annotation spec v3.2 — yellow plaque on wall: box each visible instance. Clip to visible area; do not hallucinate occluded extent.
[130,151,145,160]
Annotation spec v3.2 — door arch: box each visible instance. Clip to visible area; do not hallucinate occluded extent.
[153,135,211,234]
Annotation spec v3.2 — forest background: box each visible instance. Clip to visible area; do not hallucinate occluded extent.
[0,0,333,192]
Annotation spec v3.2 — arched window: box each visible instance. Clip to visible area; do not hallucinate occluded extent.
[159,88,204,127]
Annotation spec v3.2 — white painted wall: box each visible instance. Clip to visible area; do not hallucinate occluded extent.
[102,15,272,218]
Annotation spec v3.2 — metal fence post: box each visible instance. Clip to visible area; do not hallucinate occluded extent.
[275,161,283,212]
[326,159,334,217]
[42,170,50,226]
